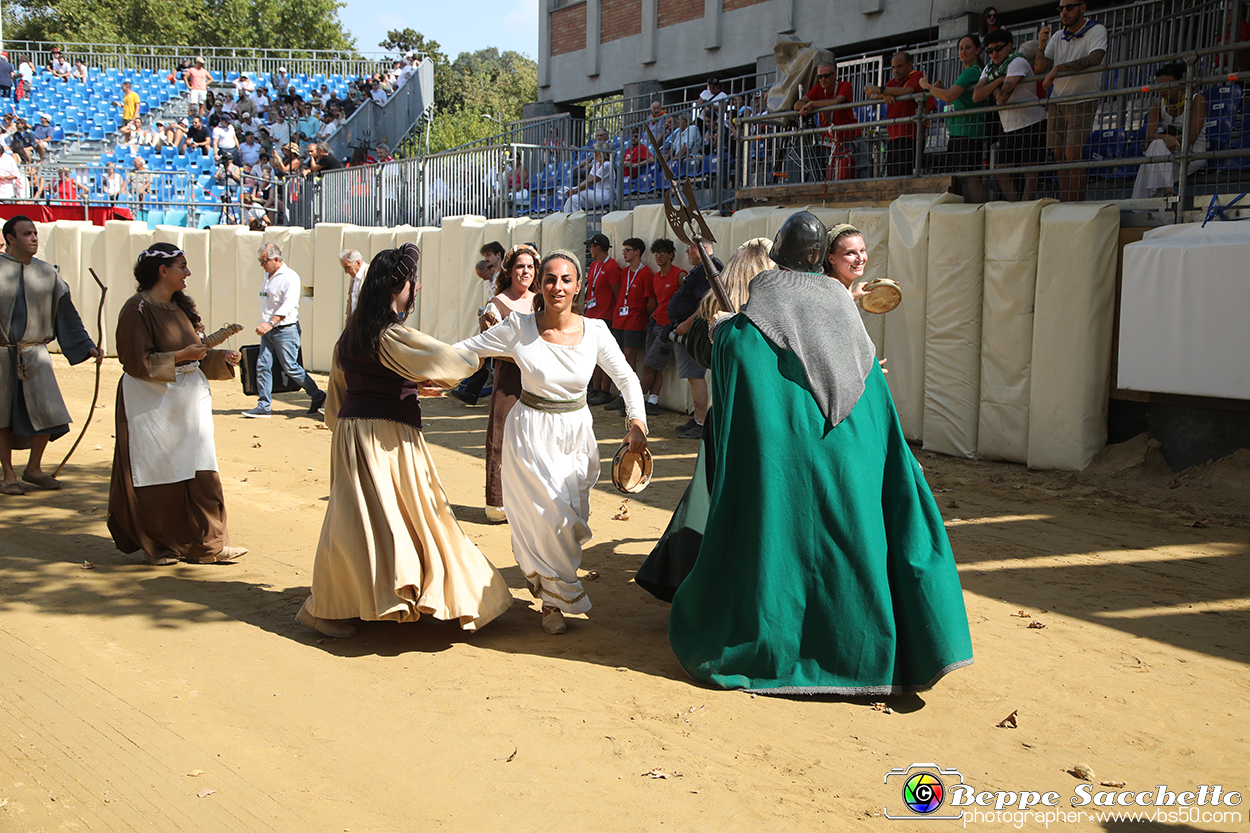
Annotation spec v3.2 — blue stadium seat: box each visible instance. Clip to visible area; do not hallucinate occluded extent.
[88,124,105,140]
[163,209,188,227]
[1084,128,1136,178]
[144,210,165,228]
[1219,113,1250,170]
[197,211,220,229]
[51,127,65,142]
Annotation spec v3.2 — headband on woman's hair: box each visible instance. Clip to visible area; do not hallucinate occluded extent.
[508,243,539,259]
[542,248,583,280]
[391,242,420,284]
[827,223,861,241]
[138,247,185,261]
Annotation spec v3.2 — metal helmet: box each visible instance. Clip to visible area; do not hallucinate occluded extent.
[770,211,829,273]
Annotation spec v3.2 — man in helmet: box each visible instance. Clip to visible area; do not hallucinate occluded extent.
[665,210,973,697]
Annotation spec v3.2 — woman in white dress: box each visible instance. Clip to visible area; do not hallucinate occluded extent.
[1132,62,1209,200]
[479,244,539,522]
[561,143,613,213]
[455,249,648,635]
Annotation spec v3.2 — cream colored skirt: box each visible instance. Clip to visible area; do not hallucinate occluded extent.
[308,418,513,631]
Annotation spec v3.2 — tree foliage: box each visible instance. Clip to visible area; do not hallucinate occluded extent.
[6,0,356,51]
[381,29,537,154]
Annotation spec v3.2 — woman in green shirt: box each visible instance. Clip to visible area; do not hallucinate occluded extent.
[921,34,987,201]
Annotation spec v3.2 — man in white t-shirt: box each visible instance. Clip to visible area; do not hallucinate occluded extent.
[975,29,1047,202]
[397,58,416,88]
[212,115,241,165]
[1035,0,1107,201]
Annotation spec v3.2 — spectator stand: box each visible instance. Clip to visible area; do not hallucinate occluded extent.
[0,51,425,228]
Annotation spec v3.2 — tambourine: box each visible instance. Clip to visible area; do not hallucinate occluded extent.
[859,279,902,314]
[612,444,653,494]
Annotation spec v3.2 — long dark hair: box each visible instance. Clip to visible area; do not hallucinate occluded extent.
[979,6,999,38]
[533,249,582,315]
[343,246,416,358]
[493,243,540,296]
[134,242,203,332]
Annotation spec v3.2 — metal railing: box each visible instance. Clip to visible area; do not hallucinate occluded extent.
[0,41,402,81]
[321,59,433,164]
[734,42,1250,219]
[0,159,289,226]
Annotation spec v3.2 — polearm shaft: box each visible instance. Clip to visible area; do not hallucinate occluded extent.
[643,122,734,314]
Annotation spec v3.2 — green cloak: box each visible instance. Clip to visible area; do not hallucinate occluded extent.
[668,315,973,694]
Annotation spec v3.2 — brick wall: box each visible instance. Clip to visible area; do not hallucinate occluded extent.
[551,4,588,55]
[723,0,768,10]
[658,0,702,28]
[601,0,642,42]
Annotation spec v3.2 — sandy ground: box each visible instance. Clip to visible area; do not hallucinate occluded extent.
[1,355,1248,833]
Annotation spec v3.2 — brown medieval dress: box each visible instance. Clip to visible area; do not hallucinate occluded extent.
[107,292,237,562]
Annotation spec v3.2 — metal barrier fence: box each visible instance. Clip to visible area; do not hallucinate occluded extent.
[734,42,1250,217]
[0,159,292,227]
[1,41,401,81]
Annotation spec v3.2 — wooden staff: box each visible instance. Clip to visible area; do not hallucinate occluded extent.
[53,268,107,478]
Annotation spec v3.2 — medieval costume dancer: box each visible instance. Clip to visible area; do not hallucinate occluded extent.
[454,250,647,635]
[0,215,102,495]
[299,244,513,639]
[108,244,248,565]
[478,243,539,523]
[668,212,973,694]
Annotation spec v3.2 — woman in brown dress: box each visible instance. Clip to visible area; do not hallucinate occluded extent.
[479,243,538,522]
[107,243,247,565]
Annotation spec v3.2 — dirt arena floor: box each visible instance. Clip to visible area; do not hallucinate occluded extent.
[2,356,1247,832]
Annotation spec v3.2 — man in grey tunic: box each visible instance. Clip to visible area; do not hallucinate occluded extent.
[0,215,102,494]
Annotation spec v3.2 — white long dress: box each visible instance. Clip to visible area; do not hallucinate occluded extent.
[454,314,646,613]
[1132,95,1210,199]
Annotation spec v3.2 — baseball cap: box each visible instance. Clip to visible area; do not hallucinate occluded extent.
[277,66,287,73]
[585,233,610,250]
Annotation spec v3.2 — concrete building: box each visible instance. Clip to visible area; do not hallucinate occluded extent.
[534,0,1047,109]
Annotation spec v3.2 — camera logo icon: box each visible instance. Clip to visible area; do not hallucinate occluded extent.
[884,763,965,820]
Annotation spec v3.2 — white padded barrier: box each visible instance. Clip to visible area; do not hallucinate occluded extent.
[510,217,543,251]
[977,199,1056,463]
[922,204,985,459]
[886,193,962,442]
[539,211,587,259]
[103,222,154,357]
[850,208,889,358]
[208,224,243,354]
[414,226,441,336]
[599,210,634,250]
[77,226,107,352]
[437,215,487,345]
[1028,203,1120,471]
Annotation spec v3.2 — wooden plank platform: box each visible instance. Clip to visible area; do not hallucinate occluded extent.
[735,176,957,208]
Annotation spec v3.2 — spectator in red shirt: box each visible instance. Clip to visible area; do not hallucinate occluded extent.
[623,127,651,180]
[640,237,685,415]
[584,233,621,405]
[796,57,861,179]
[55,168,79,203]
[866,51,928,177]
[603,237,653,413]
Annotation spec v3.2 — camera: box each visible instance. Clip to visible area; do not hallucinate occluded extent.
[661,323,686,345]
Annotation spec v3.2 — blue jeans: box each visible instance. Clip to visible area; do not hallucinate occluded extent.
[256,323,320,410]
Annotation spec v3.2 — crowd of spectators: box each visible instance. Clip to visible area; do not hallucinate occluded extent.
[0,47,421,224]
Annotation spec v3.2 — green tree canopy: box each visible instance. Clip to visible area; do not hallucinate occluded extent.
[381,31,537,154]
[6,0,356,51]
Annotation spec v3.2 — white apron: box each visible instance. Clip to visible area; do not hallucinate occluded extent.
[122,363,218,487]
